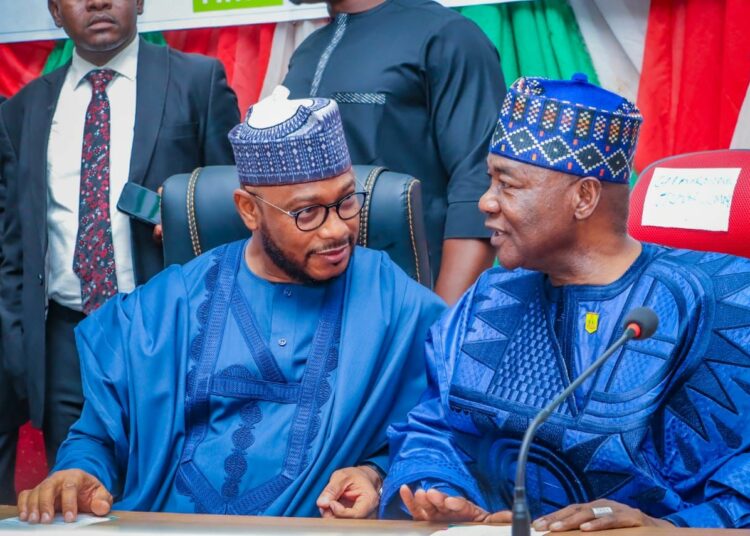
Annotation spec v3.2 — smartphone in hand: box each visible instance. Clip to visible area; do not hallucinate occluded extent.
[117,182,161,225]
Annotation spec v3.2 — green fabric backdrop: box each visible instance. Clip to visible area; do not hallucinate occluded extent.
[459,0,598,84]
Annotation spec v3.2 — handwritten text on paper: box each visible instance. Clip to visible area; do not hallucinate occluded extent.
[641,167,741,232]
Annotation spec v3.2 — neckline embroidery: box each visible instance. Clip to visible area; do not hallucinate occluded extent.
[177,241,344,514]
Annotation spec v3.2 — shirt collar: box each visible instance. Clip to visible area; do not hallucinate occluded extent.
[70,35,139,88]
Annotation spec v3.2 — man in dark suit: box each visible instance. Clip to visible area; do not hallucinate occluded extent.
[0,92,27,504]
[0,0,240,470]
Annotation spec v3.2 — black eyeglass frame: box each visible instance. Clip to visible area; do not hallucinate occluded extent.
[245,189,368,232]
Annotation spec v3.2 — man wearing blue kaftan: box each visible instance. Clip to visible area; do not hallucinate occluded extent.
[53,240,444,516]
[382,244,750,527]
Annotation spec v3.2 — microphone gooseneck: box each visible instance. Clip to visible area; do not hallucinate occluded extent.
[510,307,658,536]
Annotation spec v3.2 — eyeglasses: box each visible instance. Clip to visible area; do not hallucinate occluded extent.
[247,190,368,232]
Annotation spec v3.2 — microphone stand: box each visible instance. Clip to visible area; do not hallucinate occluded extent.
[511,327,637,536]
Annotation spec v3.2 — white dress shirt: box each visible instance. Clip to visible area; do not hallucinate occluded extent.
[47,38,139,310]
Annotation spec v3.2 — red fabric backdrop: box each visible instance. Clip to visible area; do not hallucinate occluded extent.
[163,24,276,114]
[0,41,56,97]
[635,0,750,171]
[0,24,276,112]
[14,425,47,494]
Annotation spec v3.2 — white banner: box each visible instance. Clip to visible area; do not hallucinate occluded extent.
[1,0,524,44]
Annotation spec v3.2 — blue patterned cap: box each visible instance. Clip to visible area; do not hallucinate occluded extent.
[229,86,352,186]
[490,74,643,183]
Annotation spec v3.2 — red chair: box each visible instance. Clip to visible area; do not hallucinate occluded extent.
[629,149,750,258]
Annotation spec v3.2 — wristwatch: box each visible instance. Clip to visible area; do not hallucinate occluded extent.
[359,462,386,495]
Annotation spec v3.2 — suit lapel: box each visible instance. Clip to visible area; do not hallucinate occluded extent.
[29,66,68,252]
[128,39,168,185]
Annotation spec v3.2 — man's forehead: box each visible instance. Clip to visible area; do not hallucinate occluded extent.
[259,172,355,202]
[487,154,579,185]
[486,154,537,177]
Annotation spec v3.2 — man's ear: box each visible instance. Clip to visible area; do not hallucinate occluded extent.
[572,177,603,221]
[234,189,261,232]
[48,0,63,28]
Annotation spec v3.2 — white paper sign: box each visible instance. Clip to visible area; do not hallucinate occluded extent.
[0,513,113,530]
[641,167,741,232]
[431,525,547,536]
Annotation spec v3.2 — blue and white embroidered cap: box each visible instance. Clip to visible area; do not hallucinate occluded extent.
[229,86,352,186]
[490,74,643,183]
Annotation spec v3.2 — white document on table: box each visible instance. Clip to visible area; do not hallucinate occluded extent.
[431,525,547,536]
[641,167,741,232]
[0,513,113,530]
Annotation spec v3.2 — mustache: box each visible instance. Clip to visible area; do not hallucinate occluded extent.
[88,14,116,26]
[307,236,354,257]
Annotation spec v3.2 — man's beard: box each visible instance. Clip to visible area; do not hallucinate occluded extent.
[259,226,354,285]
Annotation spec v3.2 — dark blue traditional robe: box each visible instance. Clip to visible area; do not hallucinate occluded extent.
[53,240,445,516]
[382,244,750,528]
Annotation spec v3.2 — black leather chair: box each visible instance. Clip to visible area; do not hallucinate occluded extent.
[161,165,432,287]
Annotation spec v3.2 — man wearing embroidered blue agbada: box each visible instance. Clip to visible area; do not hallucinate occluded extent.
[16,87,445,523]
[377,75,750,529]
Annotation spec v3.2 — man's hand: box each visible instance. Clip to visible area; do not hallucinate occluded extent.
[152,187,164,245]
[533,499,674,532]
[17,469,113,524]
[316,466,382,519]
[152,224,163,245]
[400,485,511,523]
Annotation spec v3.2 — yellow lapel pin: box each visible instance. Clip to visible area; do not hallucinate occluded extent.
[585,312,599,334]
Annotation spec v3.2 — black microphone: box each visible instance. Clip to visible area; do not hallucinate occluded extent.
[511,307,659,536]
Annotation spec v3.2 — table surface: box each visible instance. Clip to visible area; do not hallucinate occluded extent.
[2,505,750,535]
